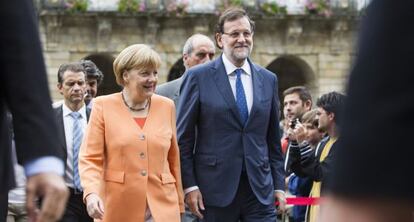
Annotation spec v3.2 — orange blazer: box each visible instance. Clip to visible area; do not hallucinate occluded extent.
[79,93,184,222]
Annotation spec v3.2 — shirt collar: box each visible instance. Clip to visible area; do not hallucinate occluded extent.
[62,103,87,120]
[221,53,251,76]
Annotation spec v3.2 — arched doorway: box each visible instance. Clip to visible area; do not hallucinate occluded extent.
[266,56,315,103]
[83,53,121,96]
[167,57,185,82]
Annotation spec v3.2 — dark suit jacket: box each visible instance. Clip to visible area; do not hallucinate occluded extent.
[54,105,91,172]
[329,0,414,201]
[155,76,183,107]
[0,0,63,194]
[177,55,285,207]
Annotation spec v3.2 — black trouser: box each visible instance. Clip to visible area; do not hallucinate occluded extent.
[0,190,8,222]
[59,188,92,222]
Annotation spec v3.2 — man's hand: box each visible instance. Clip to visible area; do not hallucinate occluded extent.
[185,189,205,219]
[85,193,105,220]
[275,191,286,215]
[293,123,307,143]
[26,173,69,222]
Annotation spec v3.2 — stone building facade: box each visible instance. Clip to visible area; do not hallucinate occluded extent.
[38,9,359,101]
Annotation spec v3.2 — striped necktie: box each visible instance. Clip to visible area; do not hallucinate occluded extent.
[235,68,248,125]
[70,112,83,191]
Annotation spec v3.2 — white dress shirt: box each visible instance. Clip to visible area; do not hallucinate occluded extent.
[222,54,253,113]
[62,103,87,188]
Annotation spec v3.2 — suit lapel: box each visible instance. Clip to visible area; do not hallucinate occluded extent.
[172,77,183,104]
[55,106,67,154]
[212,57,243,125]
[246,60,264,126]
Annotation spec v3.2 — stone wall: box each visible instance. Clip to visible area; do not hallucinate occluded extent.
[38,12,359,101]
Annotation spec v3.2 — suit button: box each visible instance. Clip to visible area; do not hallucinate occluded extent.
[139,134,145,140]
[141,170,147,176]
[139,152,145,159]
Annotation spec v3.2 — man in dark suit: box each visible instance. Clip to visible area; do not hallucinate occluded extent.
[320,0,414,221]
[54,62,92,222]
[177,8,285,221]
[157,34,215,222]
[0,1,69,221]
[156,33,216,107]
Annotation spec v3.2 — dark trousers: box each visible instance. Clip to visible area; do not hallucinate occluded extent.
[0,191,8,222]
[59,188,92,222]
[202,172,276,222]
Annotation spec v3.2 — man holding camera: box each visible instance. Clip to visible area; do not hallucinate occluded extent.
[287,91,345,222]
[281,86,313,155]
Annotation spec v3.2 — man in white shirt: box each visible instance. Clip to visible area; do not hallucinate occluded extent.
[54,62,92,222]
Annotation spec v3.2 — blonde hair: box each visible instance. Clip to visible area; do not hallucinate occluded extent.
[113,44,161,86]
[302,109,319,127]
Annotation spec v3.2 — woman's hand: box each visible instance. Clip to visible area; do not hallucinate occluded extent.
[85,193,105,219]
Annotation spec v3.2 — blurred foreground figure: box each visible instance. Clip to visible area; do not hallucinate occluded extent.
[320,0,414,221]
[0,1,68,221]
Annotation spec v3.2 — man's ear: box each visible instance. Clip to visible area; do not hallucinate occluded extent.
[328,112,335,122]
[57,83,63,95]
[215,33,223,49]
[304,100,312,110]
[183,53,189,65]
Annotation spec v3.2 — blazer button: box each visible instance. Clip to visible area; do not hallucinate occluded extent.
[141,170,147,176]
[139,152,145,159]
[139,134,145,140]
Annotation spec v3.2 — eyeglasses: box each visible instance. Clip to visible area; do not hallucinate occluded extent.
[222,31,253,39]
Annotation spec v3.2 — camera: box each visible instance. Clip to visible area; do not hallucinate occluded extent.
[290,118,299,129]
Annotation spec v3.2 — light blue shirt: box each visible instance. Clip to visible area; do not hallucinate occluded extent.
[24,156,64,177]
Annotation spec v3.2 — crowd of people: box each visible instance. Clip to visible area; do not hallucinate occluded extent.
[2,0,414,222]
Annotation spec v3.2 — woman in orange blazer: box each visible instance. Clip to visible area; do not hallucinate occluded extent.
[79,44,184,222]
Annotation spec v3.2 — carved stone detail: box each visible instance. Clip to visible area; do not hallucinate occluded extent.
[330,19,349,52]
[286,20,303,44]
[44,15,62,49]
[97,18,112,52]
[145,19,159,46]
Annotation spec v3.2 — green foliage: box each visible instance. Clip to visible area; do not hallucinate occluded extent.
[260,2,287,16]
[216,0,245,15]
[118,0,140,13]
[65,0,88,12]
[229,0,243,6]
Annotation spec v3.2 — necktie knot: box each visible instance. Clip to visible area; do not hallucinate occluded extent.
[235,68,243,78]
[69,112,81,119]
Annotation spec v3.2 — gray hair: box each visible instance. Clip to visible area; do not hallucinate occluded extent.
[182,33,213,56]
